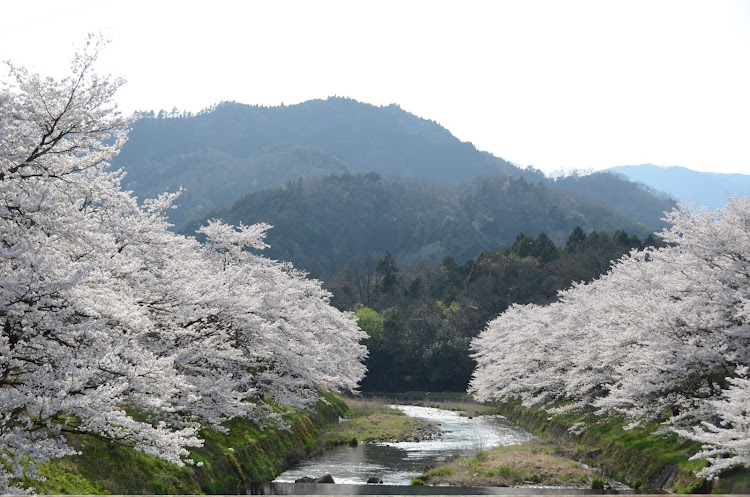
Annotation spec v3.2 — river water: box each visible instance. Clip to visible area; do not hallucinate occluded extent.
[273,404,535,486]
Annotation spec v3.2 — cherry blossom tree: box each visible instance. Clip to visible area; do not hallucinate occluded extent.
[1,38,366,493]
[675,368,750,479]
[195,219,366,410]
[470,197,750,478]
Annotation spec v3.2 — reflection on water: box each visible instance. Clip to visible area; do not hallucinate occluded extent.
[272,404,535,486]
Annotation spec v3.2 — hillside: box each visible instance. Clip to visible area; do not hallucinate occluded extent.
[551,171,676,227]
[115,99,677,269]
[115,98,523,228]
[606,164,750,210]
[185,173,660,276]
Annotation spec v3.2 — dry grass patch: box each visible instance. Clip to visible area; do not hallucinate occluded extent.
[317,397,441,446]
[417,439,599,488]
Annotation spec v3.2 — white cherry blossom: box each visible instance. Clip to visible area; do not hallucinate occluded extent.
[1,38,366,493]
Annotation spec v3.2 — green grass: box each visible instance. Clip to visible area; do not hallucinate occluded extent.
[313,397,440,447]
[32,435,200,495]
[30,392,348,495]
[414,439,598,487]
[424,466,455,477]
[493,399,716,492]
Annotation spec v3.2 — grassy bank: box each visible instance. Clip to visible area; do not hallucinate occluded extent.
[412,439,600,488]
[370,394,750,493]
[28,395,445,494]
[310,396,441,448]
[31,393,348,495]
[418,395,711,492]
[354,396,604,489]
[493,399,709,493]
[475,398,749,494]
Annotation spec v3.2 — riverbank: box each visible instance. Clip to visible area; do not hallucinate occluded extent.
[273,399,537,486]
[352,397,604,489]
[315,397,442,447]
[28,395,446,494]
[31,393,348,494]
[281,397,606,489]
[376,394,750,494]
[31,394,749,494]
[493,399,708,493]
[412,439,602,488]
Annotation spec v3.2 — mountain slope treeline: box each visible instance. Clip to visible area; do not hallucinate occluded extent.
[184,172,665,277]
[550,171,676,227]
[115,99,675,233]
[116,98,519,228]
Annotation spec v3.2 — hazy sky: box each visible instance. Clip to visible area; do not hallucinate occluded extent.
[2,1,749,175]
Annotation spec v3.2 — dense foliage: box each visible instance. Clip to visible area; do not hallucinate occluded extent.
[0,40,366,493]
[551,170,676,227]
[327,226,653,393]
[187,173,662,278]
[471,198,750,479]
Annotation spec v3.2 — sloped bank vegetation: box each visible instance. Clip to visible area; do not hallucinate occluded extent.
[402,395,749,493]
[33,394,348,495]
[31,396,447,494]
[493,400,707,493]
[491,399,750,494]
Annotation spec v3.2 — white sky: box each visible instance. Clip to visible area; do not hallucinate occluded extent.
[2,1,749,175]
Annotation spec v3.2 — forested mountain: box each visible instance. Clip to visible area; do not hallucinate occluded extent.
[114,99,673,233]
[184,173,659,277]
[551,171,676,227]
[606,164,750,210]
[115,98,521,227]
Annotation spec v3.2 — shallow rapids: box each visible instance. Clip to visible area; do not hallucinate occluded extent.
[273,404,534,486]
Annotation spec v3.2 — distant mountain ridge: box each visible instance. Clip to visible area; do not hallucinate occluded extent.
[114,98,524,227]
[549,171,675,228]
[605,164,750,210]
[113,98,678,271]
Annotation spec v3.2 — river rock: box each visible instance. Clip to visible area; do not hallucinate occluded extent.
[315,474,335,483]
[366,477,383,484]
[294,476,316,483]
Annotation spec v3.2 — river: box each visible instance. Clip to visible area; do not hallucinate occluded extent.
[273,404,535,486]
